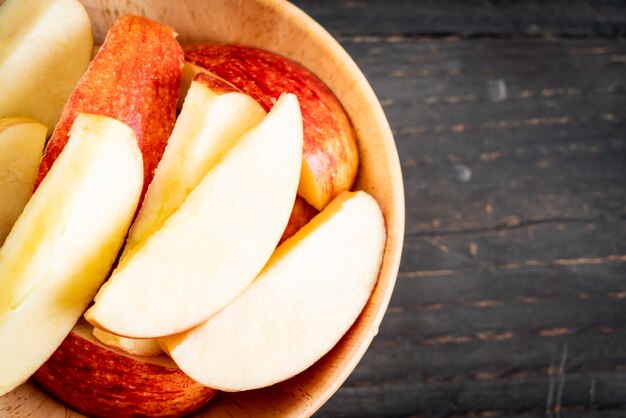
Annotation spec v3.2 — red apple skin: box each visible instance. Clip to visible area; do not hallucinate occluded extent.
[34,330,216,418]
[184,44,359,210]
[34,15,184,197]
[193,71,239,95]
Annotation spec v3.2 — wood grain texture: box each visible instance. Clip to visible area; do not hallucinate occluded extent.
[292,0,626,37]
[312,4,626,417]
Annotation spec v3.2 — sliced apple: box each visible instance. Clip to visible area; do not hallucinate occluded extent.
[0,118,47,244]
[92,327,164,357]
[161,191,386,391]
[126,72,266,250]
[0,0,93,130]
[34,320,217,418]
[178,61,213,110]
[92,71,266,354]
[35,14,183,196]
[33,14,183,358]
[184,44,359,210]
[179,62,321,246]
[0,113,143,396]
[86,93,303,338]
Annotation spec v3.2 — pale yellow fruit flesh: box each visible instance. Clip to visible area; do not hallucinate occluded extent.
[178,62,212,110]
[0,118,47,244]
[161,191,386,391]
[297,160,325,210]
[92,327,164,357]
[0,113,143,396]
[86,93,303,338]
[0,0,93,130]
[126,77,266,250]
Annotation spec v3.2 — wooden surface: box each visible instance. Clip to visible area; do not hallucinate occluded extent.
[291,1,626,417]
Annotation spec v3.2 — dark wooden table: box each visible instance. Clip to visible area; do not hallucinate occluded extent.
[290,1,626,416]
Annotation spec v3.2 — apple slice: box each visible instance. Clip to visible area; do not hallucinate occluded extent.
[179,62,320,246]
[0,113,143,396]
[34,14,183,197]
[161,191,386,391]
[91,72,266,354]
[0,0,92,130]
[92,327,164,357]
[34,320,217,418]
[178,61,211,109]
[126,72,266,250]
[0,118,47,244]
[32,13,182,362]
[184,44,359,210]
[86,93,303,338]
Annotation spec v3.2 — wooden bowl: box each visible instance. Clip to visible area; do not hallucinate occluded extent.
[0,0,404,416]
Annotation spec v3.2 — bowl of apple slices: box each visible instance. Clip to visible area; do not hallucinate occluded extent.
[0,0,404,416]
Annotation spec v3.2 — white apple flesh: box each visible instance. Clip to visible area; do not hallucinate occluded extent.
[86,93,303,338]
[0,0,93,130]
[93,72,266,354]
[126,72,266,250]
[184,44,360,211]
[0,118,47,244]
[161,190,386,392]
[92,327,164,357]
[0,113,143,396]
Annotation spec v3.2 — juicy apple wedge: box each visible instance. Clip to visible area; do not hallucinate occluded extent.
[0,0,93,130]
[161,191,386,391]
[34,14,183,197]
[92,327,164,357]
[0,118,47,244]
[178,65,320,247]
[0,113,143,396]
[184,44,359,210]
[86,93,303,338]
[34,320,217,418]
[91,71,265,353]
[126,72,266,250]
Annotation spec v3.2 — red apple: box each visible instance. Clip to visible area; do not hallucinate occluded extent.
[34,14,184,197]
[25,14,209,416]
[184,44,359,211]
[35,321,217,418]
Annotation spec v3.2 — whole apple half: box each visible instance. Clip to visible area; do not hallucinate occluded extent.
[184,44,359,211]
[35,320,217,418]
